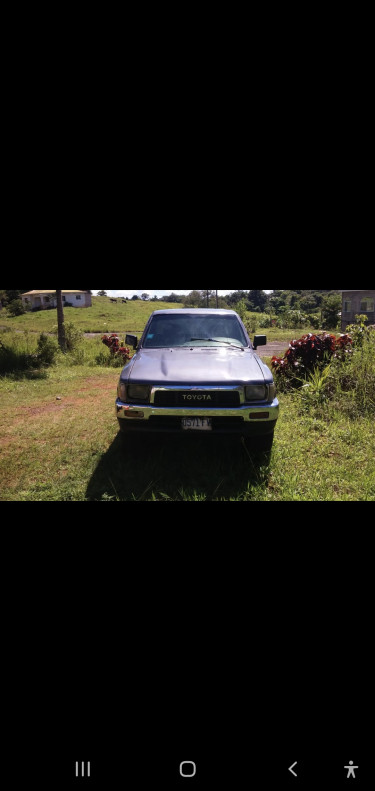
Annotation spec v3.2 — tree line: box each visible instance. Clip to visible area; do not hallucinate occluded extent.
[126,290,342,328]
[105,289,340,309]
[124,289,341,314]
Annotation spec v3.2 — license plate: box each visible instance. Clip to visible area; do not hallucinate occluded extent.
[182,418,212,431]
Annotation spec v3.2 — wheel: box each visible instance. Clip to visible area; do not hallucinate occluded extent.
[243,432,274,453]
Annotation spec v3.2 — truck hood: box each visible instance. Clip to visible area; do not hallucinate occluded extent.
[124,347,271,386]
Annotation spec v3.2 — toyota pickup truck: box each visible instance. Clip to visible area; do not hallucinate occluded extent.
[116,309,279,450]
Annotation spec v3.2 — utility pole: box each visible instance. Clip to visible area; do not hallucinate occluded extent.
[206,290,209,307]
[56,290,66,352]
[216,290,218,308]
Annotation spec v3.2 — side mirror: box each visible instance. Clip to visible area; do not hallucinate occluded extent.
[253,335,267,349]
[126,334,138,349]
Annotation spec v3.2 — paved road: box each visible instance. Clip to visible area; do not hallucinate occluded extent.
[259,341,289,359]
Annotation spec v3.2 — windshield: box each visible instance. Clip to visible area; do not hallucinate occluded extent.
[143,314,248,348]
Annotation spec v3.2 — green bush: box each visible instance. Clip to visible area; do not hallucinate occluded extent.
[258,314,275,329]
[35,333,58,366]
[278,328,375,419]
[330,331,375,417]
[7,299,26,317]
[65,347,86,366]
[95,348,124,367]
[0,336,30,373]
[297,364,333,412]
[64,321,84,352]
[95,349,111,366]
[345,314,371,347]
[278,309,309,329]
[0,331,58,373]
[235,299,248,322]
[321,294,341,330]
[244,316,258,334]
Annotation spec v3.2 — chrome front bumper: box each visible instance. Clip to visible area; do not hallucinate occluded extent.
[116,398,279,424]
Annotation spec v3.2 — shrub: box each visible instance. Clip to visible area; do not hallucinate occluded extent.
[66,346,86,365]
[330,330,375,417]
[306,313,321,328]
[258,315,275,329]
[64,322,83,352]
[35,333,58,366]
[298,364,333,411]
[235,299,248,322]
[271,332,353,388]
[7,299,26,317]
[345,314,371,347]
[0,336,30,373]
[244,316,258,334]
[277,309,310,330]
[0,331,58,373]
[95,349,112,366]
[101,335,131,364]
[95,348,125,367]
[273,328,375,418]
[321,294,341,329]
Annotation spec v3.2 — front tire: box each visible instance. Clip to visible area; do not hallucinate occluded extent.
[243,432,275,453]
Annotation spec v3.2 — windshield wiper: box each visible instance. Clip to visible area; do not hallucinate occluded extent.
[190,338,244,350]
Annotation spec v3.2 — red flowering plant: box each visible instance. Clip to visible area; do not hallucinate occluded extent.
[271,332,353,389]
[117,346,132,362]
[102,335,131,364]
[102,334,120,350]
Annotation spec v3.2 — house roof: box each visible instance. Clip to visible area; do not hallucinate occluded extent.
[22,290,88,296]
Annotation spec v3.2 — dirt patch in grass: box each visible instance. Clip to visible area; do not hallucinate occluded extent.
[0,376,116,431]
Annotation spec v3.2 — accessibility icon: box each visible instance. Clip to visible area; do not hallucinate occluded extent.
[344,761,358,779]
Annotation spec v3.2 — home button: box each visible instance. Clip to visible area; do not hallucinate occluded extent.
[180,761,197,778]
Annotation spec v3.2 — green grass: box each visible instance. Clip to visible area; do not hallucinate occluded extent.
[0,296,179,334]
[1,351,374,501]
[258,326,323,342]
[1,312,373,502]
[0,327,124,372]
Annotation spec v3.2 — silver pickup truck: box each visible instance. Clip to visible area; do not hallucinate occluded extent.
[116,309,279,449]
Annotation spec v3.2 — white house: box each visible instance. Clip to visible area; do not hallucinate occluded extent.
[21,290,92,310]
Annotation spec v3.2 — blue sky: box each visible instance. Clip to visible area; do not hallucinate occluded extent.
[93,290,273,298]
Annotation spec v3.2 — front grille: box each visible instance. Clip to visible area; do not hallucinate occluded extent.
[153,390,241,407]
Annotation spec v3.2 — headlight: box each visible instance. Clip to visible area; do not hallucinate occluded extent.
[118,381,127,401]
[127,384,150,402]
[245,385,267,401]
[268,382,277,401]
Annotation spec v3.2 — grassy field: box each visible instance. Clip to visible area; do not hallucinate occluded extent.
[1,300,374,501]
[0,354,373,502]
[0,297,180,334]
